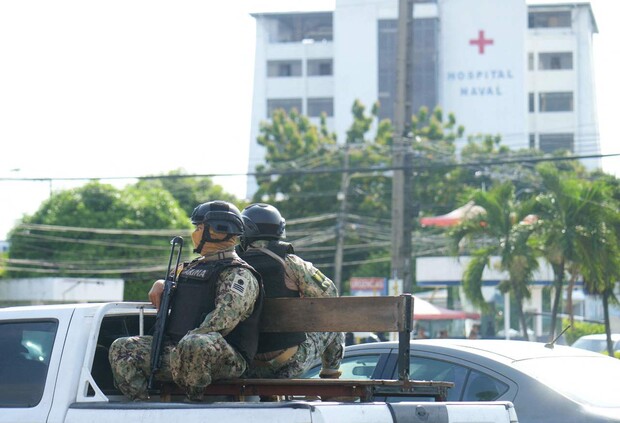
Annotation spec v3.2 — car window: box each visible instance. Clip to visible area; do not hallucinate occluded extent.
[463,370,508,401]
[0,320,58,407]
[572,337,620,353]
[388,356,507,402]
[303,353,382,380]
[408,356,468,401]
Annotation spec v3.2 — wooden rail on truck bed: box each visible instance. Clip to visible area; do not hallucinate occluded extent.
[159,294,453,402]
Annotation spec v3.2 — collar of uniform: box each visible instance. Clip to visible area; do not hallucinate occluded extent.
[248,240,270,249]
[199,248,238,262]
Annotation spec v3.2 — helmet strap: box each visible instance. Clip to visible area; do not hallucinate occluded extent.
[193,224,235,254]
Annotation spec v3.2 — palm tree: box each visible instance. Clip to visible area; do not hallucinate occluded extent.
[533,164,606,340]
[573,180,620,357]
[451,182,540,340]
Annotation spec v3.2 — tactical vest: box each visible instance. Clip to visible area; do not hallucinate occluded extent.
[240,241,307,353]
[165,257,263,364]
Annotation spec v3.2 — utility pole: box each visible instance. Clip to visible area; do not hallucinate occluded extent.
[334,144,349,295]
[390,0,413,293]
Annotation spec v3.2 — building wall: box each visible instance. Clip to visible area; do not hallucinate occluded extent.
[527,3,600,169]
[439,0,528,150]
[334,0,383,142]
[247,13,336,196]
[0,277,124,306]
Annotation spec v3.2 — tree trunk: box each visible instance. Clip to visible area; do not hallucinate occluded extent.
[602,290,614,357]
[549,261,565,342]
[514,287,529,341]
[566,268,578,327]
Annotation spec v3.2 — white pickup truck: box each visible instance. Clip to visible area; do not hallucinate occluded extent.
[0,301,519,423]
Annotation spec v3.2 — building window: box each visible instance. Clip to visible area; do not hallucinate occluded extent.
[307,97,334,117]
[268,13,333,43]
[378,20,397,122]
[528,53,534,71]
[267,98,303,117]
[539,92,573,112]
[307,59,333,76]
[267,60,302,77]
[377,18,438,123]
[528,11,571,28]
[411,18,439,114]
[529,133,536,149]
[539,52,573,70]
[539,133,574,153]
[528,93,535,112]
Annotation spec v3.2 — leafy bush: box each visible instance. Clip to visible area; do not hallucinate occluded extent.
[601,350,620,359]
[562,318,605,345]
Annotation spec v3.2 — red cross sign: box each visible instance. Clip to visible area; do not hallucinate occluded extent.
[469,30,494,54]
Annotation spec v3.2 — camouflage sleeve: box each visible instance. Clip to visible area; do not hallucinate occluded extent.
[285,254,338,298]
[189,266,259,336]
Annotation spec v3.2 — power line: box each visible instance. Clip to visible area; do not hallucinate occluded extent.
[14,232,172,250]
[2,152,618,183]
[2,265,167,275]
[18,223,188,236]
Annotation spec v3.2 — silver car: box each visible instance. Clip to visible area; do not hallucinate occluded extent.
[303,339,620,423]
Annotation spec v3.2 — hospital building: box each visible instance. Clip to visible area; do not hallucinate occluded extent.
[247,0,600,195]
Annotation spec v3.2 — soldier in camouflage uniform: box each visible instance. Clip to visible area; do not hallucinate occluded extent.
[109,201,263,401]
[238,203,344,379]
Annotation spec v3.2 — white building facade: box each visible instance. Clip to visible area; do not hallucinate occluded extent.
[417,256,620,337]
[247,0,600,195]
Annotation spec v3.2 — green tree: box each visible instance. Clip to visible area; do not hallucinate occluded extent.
[408,107,464,217]
[253,102,469,285]
[252,103,392,283]
[451,182,540,339]
[137,169,241,217]
[253,108,340,218]
[0,249,6,278]
[454,134,542,198]
[6,181,191,299]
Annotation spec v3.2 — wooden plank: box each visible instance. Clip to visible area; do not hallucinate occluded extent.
[259,296,411,333]
[160,378,453,402]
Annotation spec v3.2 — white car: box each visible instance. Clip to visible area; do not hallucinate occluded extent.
[571,333,620,354]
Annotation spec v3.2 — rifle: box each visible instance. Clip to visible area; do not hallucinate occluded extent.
[148,236,184,390]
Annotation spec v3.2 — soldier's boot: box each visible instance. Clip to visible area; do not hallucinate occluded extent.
[319,369,342,379]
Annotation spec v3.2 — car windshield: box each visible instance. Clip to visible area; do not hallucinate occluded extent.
[513,356,620,407]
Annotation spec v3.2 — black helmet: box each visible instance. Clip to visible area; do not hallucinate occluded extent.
[241,203,286,241]
[191,201,244,235]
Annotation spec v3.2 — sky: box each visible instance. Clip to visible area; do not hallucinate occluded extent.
[0,0,618,240]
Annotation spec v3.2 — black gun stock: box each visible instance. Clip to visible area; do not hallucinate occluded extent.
[148,236,183,390]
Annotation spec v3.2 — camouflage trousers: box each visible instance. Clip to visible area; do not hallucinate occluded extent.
[108,332,247,401]
[244,331,344,379]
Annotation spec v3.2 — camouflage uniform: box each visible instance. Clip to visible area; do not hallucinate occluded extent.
[109,252,260,401]
[244,241,344,379]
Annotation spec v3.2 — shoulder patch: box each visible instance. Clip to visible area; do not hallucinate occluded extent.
[231,278,246,295]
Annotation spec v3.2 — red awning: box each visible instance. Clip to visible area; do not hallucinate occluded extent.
[413,295,480,321]
[420,201,486,228]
